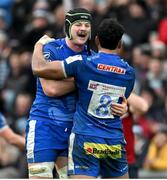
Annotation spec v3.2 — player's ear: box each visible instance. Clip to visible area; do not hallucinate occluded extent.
[117,40,122,49]
[95,36,100,47]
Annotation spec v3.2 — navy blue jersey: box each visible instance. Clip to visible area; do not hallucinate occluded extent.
[29,38,90,128]
[63,52,135,138]
[0,113,8,131]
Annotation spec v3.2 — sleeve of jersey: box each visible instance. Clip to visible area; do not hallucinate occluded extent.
[129,68,136,94]
[62,55,83,78]
[0,113,8,131]
[43,43,59,61]
[125,67,135,98]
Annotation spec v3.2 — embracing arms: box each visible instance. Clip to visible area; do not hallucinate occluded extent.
[32,35,75,96]
[32,35,128,116]
[127,93,149,115]
[40,78,75,97]
[32,36,65,80]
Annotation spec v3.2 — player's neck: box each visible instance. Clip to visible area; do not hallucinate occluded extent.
[99,47,119,55]
[65,37,84,52]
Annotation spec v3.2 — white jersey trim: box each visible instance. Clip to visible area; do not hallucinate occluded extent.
[27,120,36,162]
[61,61,67,78]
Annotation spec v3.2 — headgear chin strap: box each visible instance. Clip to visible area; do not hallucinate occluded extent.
[65,8,92,40]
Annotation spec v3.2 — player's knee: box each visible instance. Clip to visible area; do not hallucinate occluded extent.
[28,162,54,178]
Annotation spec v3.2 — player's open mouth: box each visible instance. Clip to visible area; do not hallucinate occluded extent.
[78,32,87,38]
[78,34,86,37]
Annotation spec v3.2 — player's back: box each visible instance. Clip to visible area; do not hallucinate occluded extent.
[65,52,135,138]
[29,38,89,128]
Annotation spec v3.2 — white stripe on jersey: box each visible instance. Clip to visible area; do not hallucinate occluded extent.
[65,55,83,64]
[27,120,36,161]
[61,61,67,78]
[68,133,75,173]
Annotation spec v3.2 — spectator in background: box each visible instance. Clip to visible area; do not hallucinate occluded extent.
[1,49,34,131]
[144,129,167,170]
[3,51,27,113]
[0,9,8,32]
[51,4,65,38]
[150,40,166,59]
[0,112,27,178]
[158,13,167,45]
[0,31,10,90]
[120,1,154,49]
[11,0,34,38]
[0,0,15,27]
[13,92,32,134]
[146,58,166,98]
[0,112,25,149]
[138,86,164,139]
[131,44,152,93]
[20,2,54,51]
[19,49,36,96]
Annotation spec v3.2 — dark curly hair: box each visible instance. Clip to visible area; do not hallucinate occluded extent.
[97,18,125,50]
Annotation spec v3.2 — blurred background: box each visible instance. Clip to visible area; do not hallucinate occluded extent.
[0,0,167,178]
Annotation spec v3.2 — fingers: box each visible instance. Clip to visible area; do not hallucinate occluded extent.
[121,95,128,105]
[36,35,55,45]
[111,97,128,116]
[112,108,124,116]
[111,105,126,116]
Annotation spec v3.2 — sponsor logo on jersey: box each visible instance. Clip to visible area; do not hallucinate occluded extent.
[97,64,126,74]
[88,82,98,90]
[84,142,122,159]
[65,55,83,64]
[44,52,51,60]
[88,80,126,94]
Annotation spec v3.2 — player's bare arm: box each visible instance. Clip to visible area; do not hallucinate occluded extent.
[32,35,76,96]
[40,78,75,97]
[32,35,65,80]
[33,35,75,96]
[127,93,149,114]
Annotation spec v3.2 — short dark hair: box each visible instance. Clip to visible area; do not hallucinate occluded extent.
[97,18,125,50]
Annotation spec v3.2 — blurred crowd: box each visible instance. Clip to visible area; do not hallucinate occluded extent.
[0,0,167,178]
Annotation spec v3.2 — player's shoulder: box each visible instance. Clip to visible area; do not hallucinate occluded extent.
[44,38,65,50]
[118,58,135,79]
[43,38,65,60]
[64,52,96,64]
[120,58,134,70]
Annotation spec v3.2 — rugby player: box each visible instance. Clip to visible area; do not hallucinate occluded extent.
[32,18,135,178]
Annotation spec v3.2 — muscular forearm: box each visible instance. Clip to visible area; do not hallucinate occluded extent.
[128,93,149,115]
[32,43,51,78]
[40,78,76,97]
[32,42,65,80]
